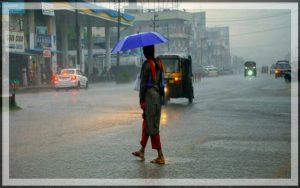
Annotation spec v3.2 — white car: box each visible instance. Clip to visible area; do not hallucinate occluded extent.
[54,68,88,89]
[207,67,219,77]
[204,66,219,77]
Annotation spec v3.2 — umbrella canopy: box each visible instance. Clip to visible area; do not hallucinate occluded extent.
[111,31,168,53]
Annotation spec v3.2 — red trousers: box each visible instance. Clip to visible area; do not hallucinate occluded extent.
[140,119,161,150]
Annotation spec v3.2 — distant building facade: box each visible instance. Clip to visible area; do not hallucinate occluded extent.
[190,12,206,66]
[205,26,231,69]
[124,7,208,68]
[129,10,192,57]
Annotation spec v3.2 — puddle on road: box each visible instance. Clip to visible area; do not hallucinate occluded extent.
[160,110,168,126]
[160,107,184,127]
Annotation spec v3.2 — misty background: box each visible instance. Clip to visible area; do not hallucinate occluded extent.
[112,2,293,67]
[204,9,291,66]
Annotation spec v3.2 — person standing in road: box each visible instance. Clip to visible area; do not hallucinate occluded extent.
[132,45,165,165]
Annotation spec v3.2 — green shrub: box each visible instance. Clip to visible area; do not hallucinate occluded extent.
[115,71,131,84]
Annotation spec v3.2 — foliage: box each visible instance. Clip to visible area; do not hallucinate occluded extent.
[115,70,131,84]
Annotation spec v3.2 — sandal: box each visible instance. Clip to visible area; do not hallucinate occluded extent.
[150,157,165,165]
[132,151,145,161]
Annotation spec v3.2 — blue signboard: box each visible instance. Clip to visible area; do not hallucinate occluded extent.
[2,2,25,14]
[35,34,52,48]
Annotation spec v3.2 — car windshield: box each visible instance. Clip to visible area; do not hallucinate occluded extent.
[245,62,256,67]
[60,70,75,75]
[276,63,290,69]
[163,58,180,73]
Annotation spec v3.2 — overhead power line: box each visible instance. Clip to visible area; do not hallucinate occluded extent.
[206,25,289,41]
[232,41,290,48]
[229,26,289,37]
[206,12,291,22]
[207,23,291,28]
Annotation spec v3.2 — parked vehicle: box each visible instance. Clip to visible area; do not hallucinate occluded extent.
[274,60,291,78]
[204,65,218,77]
[158,53,194,104]
[54,68,88,89]
[244,61,257,77]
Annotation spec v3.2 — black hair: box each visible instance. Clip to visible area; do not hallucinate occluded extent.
[142,45,155,60]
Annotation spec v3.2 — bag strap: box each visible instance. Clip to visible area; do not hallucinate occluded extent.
[147,59,156,81]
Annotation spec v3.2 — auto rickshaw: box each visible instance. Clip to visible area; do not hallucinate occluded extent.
[244,61,257,77]
[157,54,194,105]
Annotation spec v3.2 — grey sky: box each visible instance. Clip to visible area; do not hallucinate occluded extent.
[99,2,296,66]
[204,9,291,66]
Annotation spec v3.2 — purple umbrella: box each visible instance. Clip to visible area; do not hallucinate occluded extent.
[111,31,169,53]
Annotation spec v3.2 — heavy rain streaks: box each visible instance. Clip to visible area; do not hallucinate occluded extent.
[9,74,291,179]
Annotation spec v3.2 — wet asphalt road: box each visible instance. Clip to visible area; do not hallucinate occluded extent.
[9,74,291,179]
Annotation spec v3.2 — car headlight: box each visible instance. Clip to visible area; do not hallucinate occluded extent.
[247,70,253,76]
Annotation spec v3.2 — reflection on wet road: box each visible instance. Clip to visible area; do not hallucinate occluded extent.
[9,75,291,179]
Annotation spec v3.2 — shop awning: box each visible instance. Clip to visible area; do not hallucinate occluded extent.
[27,48,63,54]
[9,48,63,56]
[53,0,134,26]
[9,50,35,56]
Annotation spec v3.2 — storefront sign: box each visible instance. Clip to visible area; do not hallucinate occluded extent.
[2,2,25,14]
[43,48,51,58]
[9,31,24,52]
[36,26,48,35]
[42,3,55,16]
[35,34,52,48]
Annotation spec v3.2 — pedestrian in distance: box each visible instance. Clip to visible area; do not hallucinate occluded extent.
[132,45,165,165]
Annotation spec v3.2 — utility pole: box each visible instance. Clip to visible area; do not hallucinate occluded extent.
[150,13,159,32]
[165,23,170,52]
[75,1,81,71]
[117,0,120,68]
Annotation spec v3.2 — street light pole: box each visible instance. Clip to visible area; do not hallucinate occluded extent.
[154,13,158,32]
[150,13,159,32]
[75,1,81,71]
[117,0,120,68]
[166,23,169,52]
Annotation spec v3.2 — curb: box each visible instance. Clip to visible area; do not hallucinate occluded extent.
[15,85,55,94]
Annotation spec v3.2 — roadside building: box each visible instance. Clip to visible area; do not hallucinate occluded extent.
[205,26,231,70]
[7,7,27,87]
[6,1,134,86]
[190,12,206,66]
[7,3,59,87]
[127,10,192,61]
[124,6,207,68]
[55,1,134,81]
